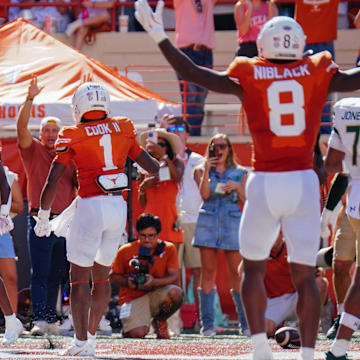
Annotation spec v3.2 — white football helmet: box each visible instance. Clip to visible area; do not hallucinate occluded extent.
[71,82,110,123]
[256,16,306,60]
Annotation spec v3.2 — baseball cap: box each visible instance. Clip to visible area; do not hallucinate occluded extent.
[40,116,62,130]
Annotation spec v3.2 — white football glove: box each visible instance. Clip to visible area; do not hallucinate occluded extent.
[34,209,51,238]
[0,205,14,235]
[135,0,167,44]
[320,208,333,239]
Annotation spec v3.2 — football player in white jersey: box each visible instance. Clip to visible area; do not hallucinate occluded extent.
[324,98,360,360]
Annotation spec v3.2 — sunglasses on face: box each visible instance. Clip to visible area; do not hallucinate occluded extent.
[211,143,228,150]
[168,125,185,132]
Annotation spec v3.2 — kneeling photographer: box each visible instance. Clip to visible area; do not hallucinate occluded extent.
[110,213,183,339]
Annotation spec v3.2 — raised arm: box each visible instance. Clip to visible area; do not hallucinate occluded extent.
[135,0,243,98]
[234,0,252,37]
[16,75,44,149]
[268,0,279,19]
[328,68,360,93]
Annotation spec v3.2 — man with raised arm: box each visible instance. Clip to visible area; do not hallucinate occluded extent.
[35,82,159,357]
[134,3,360,359]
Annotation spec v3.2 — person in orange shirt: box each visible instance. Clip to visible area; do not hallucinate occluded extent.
[110,213,183,339]
[294,0,340,136]
[35,81,159,357]
[135,4,360,359]
[138,128,184,249]
[265,232,329,338]
[295,0,339,59]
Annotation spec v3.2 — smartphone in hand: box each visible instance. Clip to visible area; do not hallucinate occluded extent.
[147,131,158,144]
[209,144,215,158]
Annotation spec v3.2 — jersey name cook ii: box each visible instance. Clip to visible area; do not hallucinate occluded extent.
[54,117,143,198]
[227,51,338,172]
[329,98,360,180]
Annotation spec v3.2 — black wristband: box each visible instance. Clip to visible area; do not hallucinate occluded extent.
[325,173,348,210]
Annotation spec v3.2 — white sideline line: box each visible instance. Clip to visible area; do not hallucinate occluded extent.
[0,351,359,359]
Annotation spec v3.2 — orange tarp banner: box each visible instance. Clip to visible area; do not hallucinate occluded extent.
[0,18,180,129]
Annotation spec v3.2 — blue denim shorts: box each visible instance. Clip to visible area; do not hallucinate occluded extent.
[193,205,241,251]
[0,232,15,258]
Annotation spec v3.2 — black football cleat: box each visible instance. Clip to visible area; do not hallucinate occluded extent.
[325,351,349,360]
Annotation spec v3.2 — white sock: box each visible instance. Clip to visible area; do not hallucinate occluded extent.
[87,331,96,341]
[331,339,349,357]
[74,337,87,347]
[299,347,314,360]
[4,313,16,326]
[337,303,344,315]
[251,332,268,349]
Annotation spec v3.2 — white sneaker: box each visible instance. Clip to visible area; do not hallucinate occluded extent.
[61,341,95,357]
[252,343,274,360]
[3,317,24,345]
[87,332,96,348]
[201,328,216,337]
[65,19,83,37]
[30,320,47,336]
[60,316,73,331]
[167,310,183,336]
[46,322,60,335]
[97,316,112,335]
[30,320,59,336]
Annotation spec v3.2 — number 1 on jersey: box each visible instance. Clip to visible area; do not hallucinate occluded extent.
[99,134,117,171]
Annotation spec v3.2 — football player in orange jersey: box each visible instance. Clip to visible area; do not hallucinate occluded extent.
[35,82,159,357]
[134,3,360,360]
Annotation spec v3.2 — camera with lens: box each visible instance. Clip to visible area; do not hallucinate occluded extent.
[129,258,149,286]
[128,242,166,287]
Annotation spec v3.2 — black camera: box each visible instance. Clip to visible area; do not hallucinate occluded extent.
[129,258,149,286]
[128,243,166,287]
[129,247,153,286]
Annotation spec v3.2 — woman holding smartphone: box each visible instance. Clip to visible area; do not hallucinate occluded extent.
[138,128,184,249]
[193,134,248,337]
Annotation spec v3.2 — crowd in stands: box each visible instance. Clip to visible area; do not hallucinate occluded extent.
[2,1,360,360]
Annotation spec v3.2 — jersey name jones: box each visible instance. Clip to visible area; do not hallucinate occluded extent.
[341,111,360,121]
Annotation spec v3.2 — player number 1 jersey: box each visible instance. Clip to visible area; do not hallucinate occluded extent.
[54,117,143,198]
